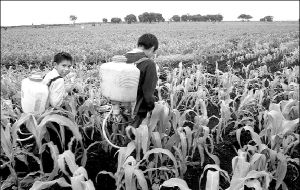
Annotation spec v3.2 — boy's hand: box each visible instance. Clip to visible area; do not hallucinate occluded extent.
[65,84,73,93]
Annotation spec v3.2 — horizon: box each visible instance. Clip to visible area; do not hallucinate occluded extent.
[1,1,299,27]
[2,20,299,28]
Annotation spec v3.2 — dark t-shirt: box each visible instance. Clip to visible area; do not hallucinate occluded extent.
[125,51,158,114]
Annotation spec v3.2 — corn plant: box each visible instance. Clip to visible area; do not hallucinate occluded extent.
[159,178,191,190]
[199,164,230,190]
[98,122,181,190]
[30,149,95,190]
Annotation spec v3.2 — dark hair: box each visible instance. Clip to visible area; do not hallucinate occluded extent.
[137,33,159,51]
[54,52,73,64]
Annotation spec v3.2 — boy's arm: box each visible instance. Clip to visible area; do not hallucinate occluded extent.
[49,78,65,108]
[142,62,158,112]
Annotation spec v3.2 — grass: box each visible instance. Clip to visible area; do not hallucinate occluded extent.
[1,22,299,67]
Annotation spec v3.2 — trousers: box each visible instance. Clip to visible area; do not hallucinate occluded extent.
[130,112,147,128]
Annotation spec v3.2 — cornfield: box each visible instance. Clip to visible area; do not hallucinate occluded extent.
[1,22,299,190]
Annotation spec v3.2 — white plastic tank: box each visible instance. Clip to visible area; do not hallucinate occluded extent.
[100,55,140,103]
[21,73,49,114]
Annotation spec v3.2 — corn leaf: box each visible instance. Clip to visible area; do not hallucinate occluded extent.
[57,150,78,176]
[244,179,262,190]
[200,164,230,189]
[231,150,250,179]
[183,127,192,151]
[134,169,148,190]
[250,153,267,171]
[151,132,162,148]
[11,113,34,146]
[198,144,205,167]
[141,148,179,177]
[1,125,12,157]
[37,114,82,145]
[124,163,136,190]
[205,170,220,190]
[227,170,271,190]
[149,103,164,131]
[29,178,70,190]
[236,126,262,148]
[83,180,96,190]
[178,130,187,158]
[136,124,149,155]
[40,142,59,180]
[116,141,136,174]
[204,146,220,166]
[160,178,191,190]
[71,174,86,190]
[275,153,287,190]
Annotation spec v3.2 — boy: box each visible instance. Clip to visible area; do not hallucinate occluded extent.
[43,52,73,108]
[125,33,159,129]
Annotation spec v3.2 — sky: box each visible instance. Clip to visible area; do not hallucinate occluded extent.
[1,1,299,26]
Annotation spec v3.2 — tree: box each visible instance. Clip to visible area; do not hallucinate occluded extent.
[205,14,223,22]
[138,12,165,23]
[181,14,188,22]
[148,13,156,23]
[124,14,137,24]
[201,15,209,22]
[190,14,202,22]
[215,14,224,22]
[138,14,145,22]
[238,14,246,21]
[260,16,274,22]
[138,12,150,23]
[245,15,253,21]
[153,13,164,22]
[206,15,215,22]
[238,14,253,21]
[103,18,108,23]
[111,17,122,23]
[69,15,77,25]
[171,15,180,22]
[187,14,193,22]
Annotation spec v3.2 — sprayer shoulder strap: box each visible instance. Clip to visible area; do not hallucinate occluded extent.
[47,76,63,87]
[134,57,149,67]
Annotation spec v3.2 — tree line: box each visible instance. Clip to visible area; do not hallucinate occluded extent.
[106,13,225,24]
[237,14,274,22]
[108,13,274,24]
[68,13,275,25]
[108,12,165,24]
[171,14,224,22]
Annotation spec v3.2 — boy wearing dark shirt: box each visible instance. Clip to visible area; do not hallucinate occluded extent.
[125,33,159,128]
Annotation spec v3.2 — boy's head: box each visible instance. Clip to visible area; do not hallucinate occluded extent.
[137,33,158,58]
[53,52,73,77]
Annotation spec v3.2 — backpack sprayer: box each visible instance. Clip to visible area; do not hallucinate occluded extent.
[100,55,147,149]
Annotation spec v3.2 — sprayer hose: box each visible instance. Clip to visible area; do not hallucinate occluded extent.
[102,109,123,149]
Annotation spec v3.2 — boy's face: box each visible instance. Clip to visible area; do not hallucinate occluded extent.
[54,60,72,77]
[144,46,156,59]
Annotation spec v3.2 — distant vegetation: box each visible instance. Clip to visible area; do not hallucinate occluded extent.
[124,14,137,24]
[260,16,274,22]
[137,12,165,23]
[1,12,278,28]
[69,15,77,25]
[176,14,223,22]
[111,17,122,24]
[237,14,253,22]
